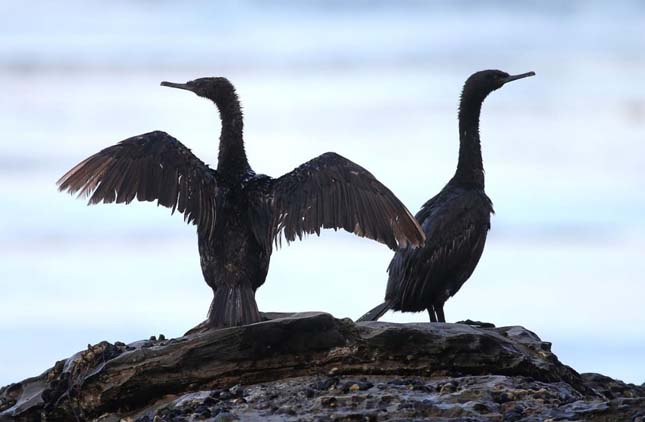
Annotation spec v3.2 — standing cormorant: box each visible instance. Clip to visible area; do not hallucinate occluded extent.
[358,69,535,323]
[58,77,425,328]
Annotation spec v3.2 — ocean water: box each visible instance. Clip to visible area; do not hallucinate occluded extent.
[1,0,644,386]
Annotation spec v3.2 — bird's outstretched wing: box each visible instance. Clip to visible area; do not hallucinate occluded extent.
[268,152,425,250]
[57,131,220,237]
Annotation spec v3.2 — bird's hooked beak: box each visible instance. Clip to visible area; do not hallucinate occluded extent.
[502,71,536,84]
[160,81,194,92]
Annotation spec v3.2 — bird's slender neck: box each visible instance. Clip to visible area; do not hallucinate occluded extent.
[214,91,251,180]
[454,89,486,188]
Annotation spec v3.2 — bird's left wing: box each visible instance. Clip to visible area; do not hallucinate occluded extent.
[267,152,425,250]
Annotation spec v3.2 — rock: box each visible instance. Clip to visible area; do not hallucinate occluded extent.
[0,312,643,421]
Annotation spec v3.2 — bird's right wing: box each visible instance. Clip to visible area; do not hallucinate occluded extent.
[266,152,425,250]
[57,130,221,237]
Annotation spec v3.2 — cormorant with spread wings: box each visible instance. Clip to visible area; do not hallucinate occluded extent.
[58,77,425,328]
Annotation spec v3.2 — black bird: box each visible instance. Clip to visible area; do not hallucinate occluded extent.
[358,69,535,323]
[58,77,425,328]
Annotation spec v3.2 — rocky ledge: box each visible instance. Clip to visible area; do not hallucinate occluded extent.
[1,312,643,421]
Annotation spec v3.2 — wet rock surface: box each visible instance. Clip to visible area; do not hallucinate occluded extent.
[1,312,643,421]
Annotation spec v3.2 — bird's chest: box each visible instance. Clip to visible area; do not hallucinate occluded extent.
[201,187,260,255]
[211,189,254,245]
[197,202,266,285]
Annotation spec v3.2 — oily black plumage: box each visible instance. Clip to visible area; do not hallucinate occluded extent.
[358,69,535,323]
[58,76,425,328]
[59,131,219,238]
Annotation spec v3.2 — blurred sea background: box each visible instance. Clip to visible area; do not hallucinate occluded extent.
[1,0,644,386]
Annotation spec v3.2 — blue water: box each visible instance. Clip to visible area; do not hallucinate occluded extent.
[1,0,644,386]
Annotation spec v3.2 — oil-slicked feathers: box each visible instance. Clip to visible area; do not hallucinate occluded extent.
[358,190,491,322]
[386,189,492,312]
[269,152,425,251]
[57,130,219,237]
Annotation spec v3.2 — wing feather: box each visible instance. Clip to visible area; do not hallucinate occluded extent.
[268,152,424,250]
[57,130,219,237]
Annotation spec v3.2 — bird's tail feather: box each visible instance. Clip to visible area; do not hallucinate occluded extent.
[356,302,391,322]
[208,285,261,328]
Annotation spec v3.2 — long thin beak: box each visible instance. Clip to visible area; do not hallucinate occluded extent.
[160,81,193,91]
[502,71,536,84]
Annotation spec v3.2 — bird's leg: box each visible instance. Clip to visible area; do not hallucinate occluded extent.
[435,304,446,323]
[427,308,437,323]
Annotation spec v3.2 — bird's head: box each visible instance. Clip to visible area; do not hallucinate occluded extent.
[462,69,535,101]
[161,77,237,105]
